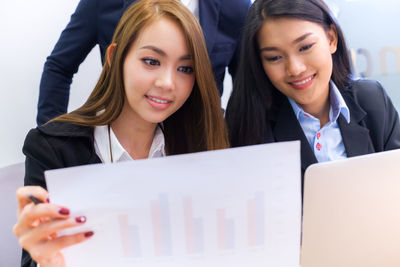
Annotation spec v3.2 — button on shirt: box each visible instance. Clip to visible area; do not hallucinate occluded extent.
[94,125,166,163]
[288,81,351,163]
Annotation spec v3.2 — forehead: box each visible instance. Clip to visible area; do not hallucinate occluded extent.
[257,17,326,45]
[133,17,187,49]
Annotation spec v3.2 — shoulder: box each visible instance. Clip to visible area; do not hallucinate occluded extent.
[348,78,386,98]
[24,121,94,156]
[23,121,98,172]
[37,120,94,138]
[344,78,391,111]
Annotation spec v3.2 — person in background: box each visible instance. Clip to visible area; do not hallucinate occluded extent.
[37,0,251,125]
[14,1,230,266]
[225,0,400,181]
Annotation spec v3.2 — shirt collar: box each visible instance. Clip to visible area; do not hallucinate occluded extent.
[94,125,165,163]
[288,80,350,124]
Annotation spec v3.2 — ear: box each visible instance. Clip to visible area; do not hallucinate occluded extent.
[106,43,117,66]
[327,24,338,54]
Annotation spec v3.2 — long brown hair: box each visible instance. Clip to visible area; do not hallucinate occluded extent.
[53,0,229,154]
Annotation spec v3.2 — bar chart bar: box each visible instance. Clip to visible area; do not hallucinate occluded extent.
[118,214,141,258]
[151,193,173,257]
[248,192,265,247]
[183,196,204,254]
[217,209,235,250]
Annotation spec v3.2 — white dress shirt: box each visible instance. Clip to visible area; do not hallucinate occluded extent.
[94,125,165,163]
[181,0,199,19]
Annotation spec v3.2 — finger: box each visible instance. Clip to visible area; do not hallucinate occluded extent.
[27,231,94,264]
[45,231,95,256]
[14,203,70,237]
[18,215,88,250]
[16,186,49,213]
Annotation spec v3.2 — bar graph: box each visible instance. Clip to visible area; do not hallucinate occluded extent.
[183,196,204,254]
[118,191,266,258]
[247,192,265,247]
[217,209,235,250]
[151,193,173,256]
[118,214,142,258]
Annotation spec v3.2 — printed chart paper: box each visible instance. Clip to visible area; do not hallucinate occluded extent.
[45,141,301,267]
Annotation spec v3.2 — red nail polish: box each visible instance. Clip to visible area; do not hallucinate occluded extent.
[46,197,50,203]
[58,208,70,215]
[75,216,86,223]
[84,231,94,238]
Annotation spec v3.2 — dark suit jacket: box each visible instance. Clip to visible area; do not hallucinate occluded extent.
[265,79,400,184]
[37,0,251,125]
[22,122,101,267]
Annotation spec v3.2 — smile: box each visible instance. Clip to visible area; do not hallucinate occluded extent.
[145,95,172,110]
[288,74,316,90]
[146,96,171,104]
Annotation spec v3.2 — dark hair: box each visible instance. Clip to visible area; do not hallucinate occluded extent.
[53,0,229,154]
[226,0,352,147]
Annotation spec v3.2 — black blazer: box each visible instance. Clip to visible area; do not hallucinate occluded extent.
[265,79,400,180]
[37,0,251,125]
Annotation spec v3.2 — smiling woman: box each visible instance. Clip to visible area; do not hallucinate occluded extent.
[226,0,400,180]
[13,0,229,266]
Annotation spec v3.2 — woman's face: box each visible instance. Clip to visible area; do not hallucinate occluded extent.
[258,17,337,115]
[121,17,195,126]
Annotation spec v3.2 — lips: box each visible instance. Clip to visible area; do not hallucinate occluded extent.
[145,95,172,110]
[147,96,169,104]
[288,74,316,90]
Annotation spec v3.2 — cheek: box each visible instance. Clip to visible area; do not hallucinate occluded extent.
[179,76,195,101]
[262,63,283,84]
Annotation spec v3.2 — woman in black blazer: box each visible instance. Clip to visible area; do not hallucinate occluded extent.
[226,0,400,179]
[14,1,229,266]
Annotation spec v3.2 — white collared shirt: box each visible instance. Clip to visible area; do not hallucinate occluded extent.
[181,0,199,20]
[94,125,165,163]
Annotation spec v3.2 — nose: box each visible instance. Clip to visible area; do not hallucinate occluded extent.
[155,67,175,91]
[286,56,306,77]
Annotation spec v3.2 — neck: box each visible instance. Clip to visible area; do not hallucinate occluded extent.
[301,93,331,128]
[111,105,157,159]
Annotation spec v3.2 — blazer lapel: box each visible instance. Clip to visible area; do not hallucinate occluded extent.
[272,98,318,174]
[338,90,372,157]
[199,0,221,55]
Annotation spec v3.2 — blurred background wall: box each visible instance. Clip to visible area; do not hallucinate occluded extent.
[0,0,399,167]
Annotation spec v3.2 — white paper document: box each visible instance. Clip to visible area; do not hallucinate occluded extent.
[45,141,301,267]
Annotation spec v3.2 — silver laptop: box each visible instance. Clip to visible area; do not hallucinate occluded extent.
[301,149,400,267]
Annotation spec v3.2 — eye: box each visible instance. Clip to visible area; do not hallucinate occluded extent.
[264,55,282,62]
[299,43,315,52]
[141,58,160,66]
[178,66,194,74]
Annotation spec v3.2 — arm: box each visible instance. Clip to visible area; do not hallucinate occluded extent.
[19,129,92,267]
[37,0,99,125]
[380,83,400,150]
[226,0,251,84]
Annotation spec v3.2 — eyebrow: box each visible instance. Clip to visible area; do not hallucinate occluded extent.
[259,32,313,52]
[140,45,192,60]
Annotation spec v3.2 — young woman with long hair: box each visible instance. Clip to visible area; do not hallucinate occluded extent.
[226,0,400,178]
[14,0,229,266]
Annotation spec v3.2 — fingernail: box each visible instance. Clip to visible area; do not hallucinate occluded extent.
[46,197,50,203]
[58,208,70,215]
[75,216,86,223]
[84,231,94,238]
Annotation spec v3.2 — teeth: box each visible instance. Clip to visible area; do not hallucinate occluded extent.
[148,96,169,104]
[292,75,314,86]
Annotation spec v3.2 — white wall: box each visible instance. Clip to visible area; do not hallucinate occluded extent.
[0,0,101,167]
[1,0,399,168]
